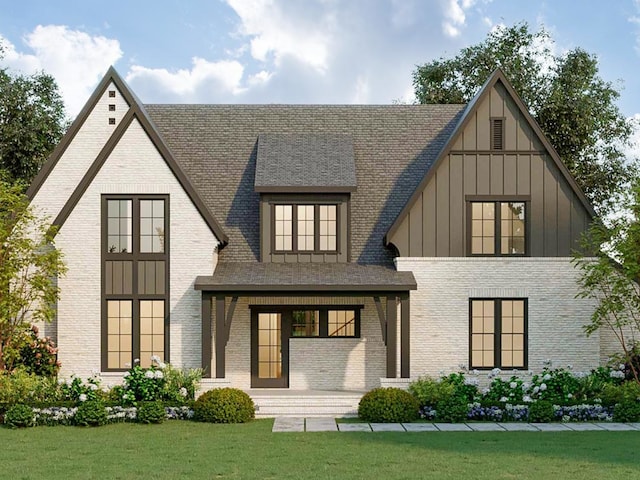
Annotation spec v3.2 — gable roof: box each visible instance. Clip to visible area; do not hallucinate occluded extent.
[29,67,229,246]
[255,134,356,193]
[384,68,596,246]
[145,103,464,265]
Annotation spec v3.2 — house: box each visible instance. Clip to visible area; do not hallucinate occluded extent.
[26,67,615,394]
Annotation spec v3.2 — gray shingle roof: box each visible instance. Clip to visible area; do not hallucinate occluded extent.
[144,104,464,266]
[195,262,416,292]
[255,134,356,192]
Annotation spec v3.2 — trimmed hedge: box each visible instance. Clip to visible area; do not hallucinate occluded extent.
[193,388,255,423]
[358,387,419,423]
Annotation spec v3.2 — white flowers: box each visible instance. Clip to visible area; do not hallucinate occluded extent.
[509,381,518,389]
[179,387,188,398]
[151,355,166,369]
[471,369,479,376]
[533,386,540,394]
[523,395,532,403]
[540,383,547,391]
[610,370,625,379]
[491,368,501,376]
[543,373,551,381]
[144,370,155,379]
[154,370,164,379]
[499,396,508,403]
[88,383,98,391]
[79,394,87,402]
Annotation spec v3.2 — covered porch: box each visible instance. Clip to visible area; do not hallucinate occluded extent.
[195,263,416,390]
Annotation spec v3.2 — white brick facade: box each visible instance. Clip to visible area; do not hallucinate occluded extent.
[32,117,220,378]
[396,257,601,378]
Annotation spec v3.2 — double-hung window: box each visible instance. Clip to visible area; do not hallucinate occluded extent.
[469,299,527,369]
[468,200,527,255]
[274,203,338,253]
[103,195,169,371]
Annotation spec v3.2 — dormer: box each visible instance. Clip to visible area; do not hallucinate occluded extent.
[255,134,356,263]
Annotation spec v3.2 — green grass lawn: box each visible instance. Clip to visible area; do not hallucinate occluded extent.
[1,419,638,480]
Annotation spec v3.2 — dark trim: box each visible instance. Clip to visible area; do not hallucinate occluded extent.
[386,295,397,378]
[255,185,356,193]
[225,296,238,346]
[27,66,136,201]
[400,293,410,378]
[449,150,546,155]
[270,202,341,255]
[201,292,213,378]
[385,68,596,246]
[468,298,529,370]
[215,295,226,378]
[101,194,170,372]
[193,283,417,292]
[466,199,530,257]
[373,296,387,344]
[250,309,290,388]
[50,98,229,246]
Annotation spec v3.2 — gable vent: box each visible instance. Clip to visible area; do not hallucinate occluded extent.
[491,118,504,150]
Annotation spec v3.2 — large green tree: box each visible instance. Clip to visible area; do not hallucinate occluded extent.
[413,23,636,215]
[0,43,67,187]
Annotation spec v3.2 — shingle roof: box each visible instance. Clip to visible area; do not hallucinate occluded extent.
[144,104,465,266]
[255,134,356,192]
[195,262,416,292]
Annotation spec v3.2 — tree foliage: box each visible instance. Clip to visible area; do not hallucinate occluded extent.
[0,42,68,187]
[0,180,66,371]
[413,23,636,215]
[573,180,640,385]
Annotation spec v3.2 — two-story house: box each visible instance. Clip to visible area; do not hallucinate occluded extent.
[27,67,613,399]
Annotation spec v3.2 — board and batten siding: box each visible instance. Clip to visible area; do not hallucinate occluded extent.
[389,81,591,257]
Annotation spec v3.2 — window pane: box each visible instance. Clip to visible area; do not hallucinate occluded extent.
[319,205,337,252]
[139,300,165,367]
[328,310,356,337]
[500,202,526,255]
[297,205,314,251]
[470,202,495,254]
[107,300,132,369]
[107,199,132,253]
[291,310,320,336]
[140,199,165,253]
[274,205,293,251]
[500,299,526,368]
[470,300,495,368]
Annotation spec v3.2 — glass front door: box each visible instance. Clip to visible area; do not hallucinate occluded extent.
[251,312,288,387]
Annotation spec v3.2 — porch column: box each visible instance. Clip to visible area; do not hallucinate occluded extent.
[386,294,397,378]
[201,292,213,378]
[215,295,226,378]
[400,293,410,378]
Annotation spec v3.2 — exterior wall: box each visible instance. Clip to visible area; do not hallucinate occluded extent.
[396,257,600,378]
[30,82,130,221]
[49,119,219,378]
[221,296,386,390]
[389,81,591,257]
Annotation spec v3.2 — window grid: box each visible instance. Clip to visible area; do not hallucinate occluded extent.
[140,199,165,253]
[469,201,527,256]
[470,299,527,369]
[319,205,337,251]
[106,300,132,369]
[274,205,293,251]
[328,310,356,337]
[500,202,526,255]
[258,313,282,379]
[139,300,165,368]
[297,205,315,251]
[107,199,132,253]
[273,203,338,253]
[470,202,495,255]
[291,310,320,337]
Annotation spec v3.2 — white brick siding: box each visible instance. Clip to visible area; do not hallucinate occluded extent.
[396,257,600,378]
[35,118,219,378]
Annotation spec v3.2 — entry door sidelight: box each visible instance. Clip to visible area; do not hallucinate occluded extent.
[251,312,289,387]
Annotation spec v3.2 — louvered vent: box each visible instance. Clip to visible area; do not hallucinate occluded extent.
[491,118,504,150]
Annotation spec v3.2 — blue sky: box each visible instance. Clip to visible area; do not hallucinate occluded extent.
[1,0,640,132]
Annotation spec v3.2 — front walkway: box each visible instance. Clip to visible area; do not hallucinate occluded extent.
[272,417,640,432]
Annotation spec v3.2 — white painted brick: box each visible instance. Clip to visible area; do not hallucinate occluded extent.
[396,257,601,377]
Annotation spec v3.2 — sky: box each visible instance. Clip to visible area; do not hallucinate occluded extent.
[1,0,640,155]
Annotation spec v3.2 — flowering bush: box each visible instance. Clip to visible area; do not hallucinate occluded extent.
[554,404,613,422]
[15,325,60,377]
[59,374,103,403]
[121,361,166,404]
[530,366,581,404]
[0,368,59,404]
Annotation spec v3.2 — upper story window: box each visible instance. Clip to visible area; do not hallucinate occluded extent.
[273,203,338,253]
[468,200,526,256]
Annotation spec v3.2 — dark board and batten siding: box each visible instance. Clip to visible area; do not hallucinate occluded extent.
[389,82,591,258]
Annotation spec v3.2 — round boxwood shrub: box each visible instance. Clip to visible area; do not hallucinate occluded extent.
[193,388,255,423]
[4,404,35,428]
[528,400,555,423]
[74,400,108,427]
[613,400,640,422]
[358,387,419,423]
[435,397,468,423]
[137,401,166,424]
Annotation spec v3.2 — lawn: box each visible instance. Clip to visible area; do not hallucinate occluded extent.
[1,420,638,479]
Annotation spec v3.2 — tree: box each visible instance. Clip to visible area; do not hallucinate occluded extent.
[573,179,640,385]
[0,180,66,371]
[0,42,68,187]
[413,23,636,216]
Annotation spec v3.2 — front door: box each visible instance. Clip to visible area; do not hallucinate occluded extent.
[251,312,289,387]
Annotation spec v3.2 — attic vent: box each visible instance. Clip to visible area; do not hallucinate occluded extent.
[491,118,504,150]
[108,90,116,98]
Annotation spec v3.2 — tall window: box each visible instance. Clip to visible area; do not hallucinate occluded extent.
[469,201,526,255]
[273,203,338,253]
[103,195,169,371]
[470,299,527,369]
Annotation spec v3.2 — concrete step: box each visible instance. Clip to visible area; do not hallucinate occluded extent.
[249,392,363,418]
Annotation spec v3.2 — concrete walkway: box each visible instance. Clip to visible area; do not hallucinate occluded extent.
[272,417,640,433]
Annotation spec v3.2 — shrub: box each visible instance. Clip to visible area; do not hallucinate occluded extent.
[435,397,468,423]
[59,375,103,403]
[122,364,165,404]
[162,364,203,403]
[16,325,60,377]
[193,388,255,423]
[137,401,166,424]
[4,404,35,428]
[74,400,108,426]
[530,367,580,405]
[0,368,60,404]
[408,376,454,407]
[528,400,554,422]
[441,373,479,403]
[601,381,640,407]
[358,387,419,423]
[613,400,640,422]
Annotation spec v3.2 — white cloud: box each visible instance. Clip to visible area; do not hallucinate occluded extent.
[0,25,122,116]
[441,0,476,37]
[126,58,247,101]
[630,0,640,55]
[225,0,334,73]
[351,75,370,104]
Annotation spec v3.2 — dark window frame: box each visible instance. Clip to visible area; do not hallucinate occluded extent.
[468,298,528,370]
[466,195,530,257]
[271,202,341,254]
[251,305,361,339]
[490,117,505,150]
[101,194,170,372]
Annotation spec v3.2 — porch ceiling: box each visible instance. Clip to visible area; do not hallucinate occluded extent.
[195,262,416,293]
